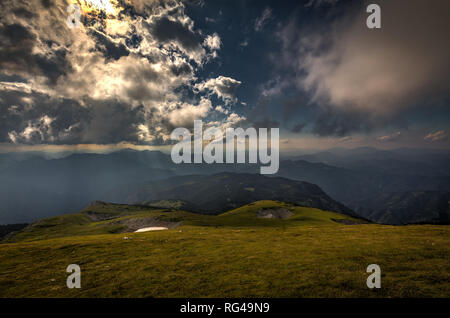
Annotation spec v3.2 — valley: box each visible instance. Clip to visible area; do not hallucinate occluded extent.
[1,147,448,225]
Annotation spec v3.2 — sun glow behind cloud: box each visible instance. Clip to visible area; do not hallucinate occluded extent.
[1,0,448,151]
[73,0,123,18]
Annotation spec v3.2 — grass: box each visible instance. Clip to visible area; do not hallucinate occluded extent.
[0,201,448,297]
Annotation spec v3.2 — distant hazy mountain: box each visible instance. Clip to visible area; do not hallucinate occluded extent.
[1,147,449,225]
[0,150,176,223]
[290,147,450,177]
[0,149,260,223]
[106,172,355,216]
[276,148,450,224]
[356,191,450,225]
[277,159,450,205]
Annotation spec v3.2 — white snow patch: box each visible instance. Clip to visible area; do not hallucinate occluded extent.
[134,227,169,233]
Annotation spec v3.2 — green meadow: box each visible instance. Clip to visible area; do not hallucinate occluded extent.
[0,201,449,297]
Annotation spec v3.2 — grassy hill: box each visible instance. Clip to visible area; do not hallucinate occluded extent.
[0,201,449,297]
[3,200,361,243]
[105,172,355,216]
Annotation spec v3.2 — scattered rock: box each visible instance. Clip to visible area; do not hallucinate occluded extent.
[256,208,294,219]
[84,211,118,221]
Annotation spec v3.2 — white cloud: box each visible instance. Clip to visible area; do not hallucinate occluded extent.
[215,105,229,114]
[213,112,247,131]
[204,33,221,51]
[167,98,213,127]
[195,76,242,102]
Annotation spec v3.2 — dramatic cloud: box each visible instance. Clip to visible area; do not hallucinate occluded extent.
[0,82,148,145]
[147,15,205,63]
[195,76,242,102]
[0,0,240,145]
[2,0,447,150]
[223,112,246,128]
[273,0,450,136]
[8,115,55,144]
[311,106,373,137]
[0,22,72,85]
[167,98,212,128]
[298,0,450,115]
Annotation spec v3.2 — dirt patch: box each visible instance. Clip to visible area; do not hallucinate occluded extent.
[331,218,365,225]
[109,217,181,233]
[256,208,294,219]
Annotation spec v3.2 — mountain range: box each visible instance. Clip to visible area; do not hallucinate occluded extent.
[0,147,449,225]
[106,172,354,216]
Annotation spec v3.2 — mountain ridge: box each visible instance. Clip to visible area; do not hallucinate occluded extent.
[106,172,357,217]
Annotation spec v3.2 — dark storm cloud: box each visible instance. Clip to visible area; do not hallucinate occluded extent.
[0,88,88,144]
[79,99,145,144]
[0,74,27,82]
[311,107,371,137]
[281,95,308,122]
[0,86,147,145]
[122,63,165,102]
[314,0,450,112]
[170,61,193,76]
[12,7,36,19]
[244,100,280,129]
[1,23,35,59]
[0,23,72,85]
[308,103,412,137]
[272,0,450,136]
[149,16,203,52]
[40,0,53,9]
[125,84,163,104]
[89,30,130,61]
[35,44,72,85]
[0,0,236,147]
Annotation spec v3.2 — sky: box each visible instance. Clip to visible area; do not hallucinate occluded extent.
[0,0,449,153]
